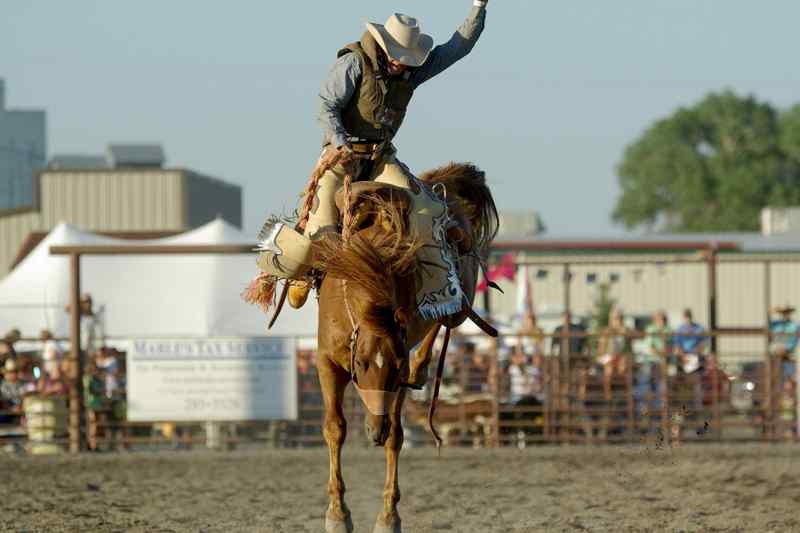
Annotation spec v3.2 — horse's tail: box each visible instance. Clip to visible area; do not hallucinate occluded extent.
[418,163,499,254]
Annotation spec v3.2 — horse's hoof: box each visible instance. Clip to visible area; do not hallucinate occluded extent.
[373,516,401,533]
[325,514,354,533]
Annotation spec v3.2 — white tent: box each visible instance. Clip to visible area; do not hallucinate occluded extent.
[0,220,318,341]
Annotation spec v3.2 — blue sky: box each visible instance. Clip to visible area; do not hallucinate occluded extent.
[4,1,800,237]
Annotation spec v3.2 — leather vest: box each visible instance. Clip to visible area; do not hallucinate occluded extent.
[338,32,415,142]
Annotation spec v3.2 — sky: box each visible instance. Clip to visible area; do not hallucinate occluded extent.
[4,1,800,238]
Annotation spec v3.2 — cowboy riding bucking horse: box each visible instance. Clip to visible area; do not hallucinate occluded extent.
[245,2,495,532]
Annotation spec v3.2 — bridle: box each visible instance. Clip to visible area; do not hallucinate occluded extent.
[341,279,403,416]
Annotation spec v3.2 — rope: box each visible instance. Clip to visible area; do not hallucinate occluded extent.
[341,174,354,242]
[297,148,344,233]
[427,326,451,454]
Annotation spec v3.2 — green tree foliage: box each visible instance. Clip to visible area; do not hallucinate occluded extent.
[613,91,800,232]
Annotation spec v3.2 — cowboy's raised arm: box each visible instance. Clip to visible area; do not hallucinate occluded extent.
[318,53,363,149]
[411,0,487,87]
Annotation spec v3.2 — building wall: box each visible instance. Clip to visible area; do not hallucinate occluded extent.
[488,253,800,364]
[183,171,242,228]
[0,168,241,278]
[0,109,47,209]
[36,170,185,230]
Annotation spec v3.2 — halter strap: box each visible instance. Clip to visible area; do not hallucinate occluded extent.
[341,279,398,416]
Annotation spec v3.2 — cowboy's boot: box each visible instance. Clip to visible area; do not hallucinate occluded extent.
[287,280,310,309]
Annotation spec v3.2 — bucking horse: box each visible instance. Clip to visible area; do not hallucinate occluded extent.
[246,161,498,533]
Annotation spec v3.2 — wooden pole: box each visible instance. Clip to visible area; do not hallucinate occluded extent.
[660,340,670,446]
[764,261,773,441]
[68,253,84,453]
[561,263,572,444]
[707,247,718,355]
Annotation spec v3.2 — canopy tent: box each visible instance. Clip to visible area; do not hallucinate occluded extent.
[0,220,318,341]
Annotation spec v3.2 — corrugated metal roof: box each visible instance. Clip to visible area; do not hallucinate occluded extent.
[106,144,165,168]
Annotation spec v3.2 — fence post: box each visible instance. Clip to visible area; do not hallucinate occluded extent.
[561,263,572,445]
[68,252,85,453]
[711,350,721,441]
[491,345,500,448]
[660,349,670,445]
[626,351,635,442]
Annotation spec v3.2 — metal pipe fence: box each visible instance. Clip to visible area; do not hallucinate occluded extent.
[3,330,794,454]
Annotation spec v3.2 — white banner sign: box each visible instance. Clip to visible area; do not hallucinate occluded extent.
[127,337,297,421]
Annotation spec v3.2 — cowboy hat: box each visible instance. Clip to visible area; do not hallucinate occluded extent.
[366,14,434,67]
[4,358,18,372]
[3,329,20,344]
[773,304,796,315]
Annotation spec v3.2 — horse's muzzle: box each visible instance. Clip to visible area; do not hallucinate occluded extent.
[354,382,398,416]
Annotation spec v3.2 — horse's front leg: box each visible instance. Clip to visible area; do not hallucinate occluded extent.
[374,390,406,533]
[318,360,353,533]
[408,324,441,388]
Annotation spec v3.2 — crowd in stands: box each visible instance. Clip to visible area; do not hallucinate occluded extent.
[0,293,126,451]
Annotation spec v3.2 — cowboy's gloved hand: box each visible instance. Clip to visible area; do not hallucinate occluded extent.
[337,143,355,165]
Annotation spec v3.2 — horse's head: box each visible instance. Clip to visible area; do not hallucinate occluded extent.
[313,200,419,445]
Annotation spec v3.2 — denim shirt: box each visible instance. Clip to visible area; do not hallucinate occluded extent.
[319,5,487,148]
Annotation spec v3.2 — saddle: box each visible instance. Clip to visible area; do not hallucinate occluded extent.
[255,178,474,321]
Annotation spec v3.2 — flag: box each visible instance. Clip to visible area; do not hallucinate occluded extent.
[476,253,516,293]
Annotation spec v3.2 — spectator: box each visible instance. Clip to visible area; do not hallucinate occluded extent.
[1,329,20,364]
[516,312,545,359]
[465,343,491,394]
[636,310,671,414]
[37,359,68,396]
[673,308,706,374]
[96,348,121,399]
[84,356,106,452]
[597,308,632,391]
[40,329,63,377]
[69,293,104,361]
[550,311,588,360]
[673,308,707,414]
[596,308,633,437]
[0,359,32,412]
[507,349,540,404]
[769,304,798,384]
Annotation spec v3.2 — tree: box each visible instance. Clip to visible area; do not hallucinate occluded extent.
[613,90,800,232]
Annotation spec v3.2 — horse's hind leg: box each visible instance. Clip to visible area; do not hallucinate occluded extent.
[319,360,353,533]
[374,390,406,533]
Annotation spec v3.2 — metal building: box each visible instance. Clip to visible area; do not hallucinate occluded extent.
[0,78,47,210]
[0,145,241,278]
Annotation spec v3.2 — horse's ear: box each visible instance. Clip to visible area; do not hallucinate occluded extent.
[394,307,409,327]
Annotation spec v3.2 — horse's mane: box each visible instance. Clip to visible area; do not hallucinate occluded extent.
[418,162,499,254]
[312,195,419,337]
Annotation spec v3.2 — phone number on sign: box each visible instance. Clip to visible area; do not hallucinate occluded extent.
[183,398,242,411]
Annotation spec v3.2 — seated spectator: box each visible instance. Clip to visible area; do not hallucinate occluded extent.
[465,343,492,394]
[674,308,706,374]
[37,360,68,396]
[516,312,545,359]
[597,308,632,390]
[550,311,589,361]
[769,304,798,384]
[1,359,33,412]
[508,350,540,404]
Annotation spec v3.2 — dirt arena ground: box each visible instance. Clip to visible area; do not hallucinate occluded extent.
[2,443,798,533]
